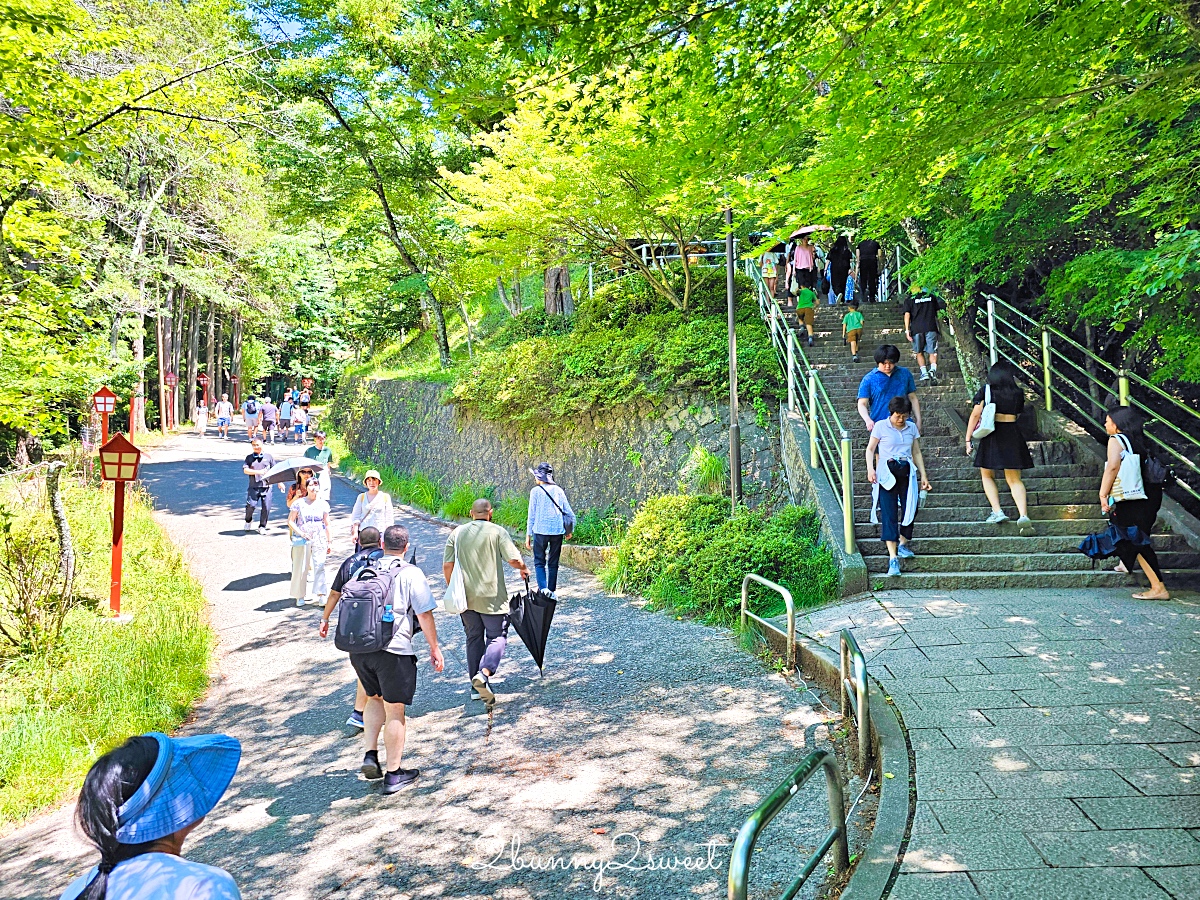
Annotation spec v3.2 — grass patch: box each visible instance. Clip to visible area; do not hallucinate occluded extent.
[601,494,839,626]
[570,506,628,546]
[0,477,213,826]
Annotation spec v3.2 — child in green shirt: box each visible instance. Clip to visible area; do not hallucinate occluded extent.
[842,301,864,362]
[794,286,817,346]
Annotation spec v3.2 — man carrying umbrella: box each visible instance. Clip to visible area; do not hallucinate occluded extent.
[242,439,276,532]
[443,499,530,706]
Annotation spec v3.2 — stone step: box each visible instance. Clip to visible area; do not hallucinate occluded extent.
[855,504,1102,524]
[854,518,1108,538]
[861,550,1200,574]
[866,570,1200,590]
[855,533,1196,556]
[851,477,1099,495]
[850,488,1100,508]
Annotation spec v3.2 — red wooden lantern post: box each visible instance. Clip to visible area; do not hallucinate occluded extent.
[99,434,142,616]
[92,387,117,444]
[230,374,240,409]
[197,371,210,411]
[164,371,178,431]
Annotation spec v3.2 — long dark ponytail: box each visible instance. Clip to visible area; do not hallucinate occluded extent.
[75,736,161,900]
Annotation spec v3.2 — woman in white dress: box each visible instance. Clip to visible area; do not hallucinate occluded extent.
[288,478,332,607]
[350,468,394,550]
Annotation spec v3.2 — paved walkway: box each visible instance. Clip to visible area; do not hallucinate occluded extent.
[0,429,845,899]
[796,587,1200,900]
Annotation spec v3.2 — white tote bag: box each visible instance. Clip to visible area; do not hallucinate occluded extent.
[1110,433,1147,503]
[442,562,468,614]
[971,384,996,440]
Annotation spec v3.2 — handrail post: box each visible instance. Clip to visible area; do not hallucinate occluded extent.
[588,264,594,300]
[840,630,871,775]
[840,429,854,554]
[826,757,851,873]
[1119,368,1130,407]
[1041,328,1052,412]
[986,297,998,365]
[787,330,797,413]
[895,245,901,300]
[808,370,818,467]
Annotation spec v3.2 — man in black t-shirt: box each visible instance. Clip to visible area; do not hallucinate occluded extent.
[242,439,276,532]
[324,527,384,731]
[902,290,947,382]
[856,238,881,303]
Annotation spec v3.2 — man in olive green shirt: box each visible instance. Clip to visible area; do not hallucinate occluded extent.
[443,498,529,705]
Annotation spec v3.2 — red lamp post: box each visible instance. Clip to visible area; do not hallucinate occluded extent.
[197,371,210,410]
[92,387,117,444]
[230,374,239,409]
[164,372,178,430]
[99,434,142,617]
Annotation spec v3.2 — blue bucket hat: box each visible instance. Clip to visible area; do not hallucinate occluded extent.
[115,733,241,844]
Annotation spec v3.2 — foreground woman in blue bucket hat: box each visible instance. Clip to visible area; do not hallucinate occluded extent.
[60,732,242,900]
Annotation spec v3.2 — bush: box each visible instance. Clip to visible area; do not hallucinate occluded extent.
[570,506,628,546]
[0,511,74,656]
[602,495,838,625]
[442,482,494,519]
[492,493,529,531]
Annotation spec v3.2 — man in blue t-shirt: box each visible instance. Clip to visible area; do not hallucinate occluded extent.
[857,344,921,432]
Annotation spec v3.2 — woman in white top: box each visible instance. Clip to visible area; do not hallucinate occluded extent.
[350,469,394,550]
[288,479,332,606]
[866,395,931,577]
[194,401,208,436]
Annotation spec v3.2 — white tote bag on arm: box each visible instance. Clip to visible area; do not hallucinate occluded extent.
[972,385,996,440]
[442,561,468,614]
[1110,433,1147,503]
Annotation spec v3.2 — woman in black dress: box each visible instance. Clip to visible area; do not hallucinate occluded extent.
[827,235,852,302]
[1099,406,1169,600]
[965,364,1035,531]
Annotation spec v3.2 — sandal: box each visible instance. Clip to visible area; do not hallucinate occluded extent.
[1132,589,1170,601]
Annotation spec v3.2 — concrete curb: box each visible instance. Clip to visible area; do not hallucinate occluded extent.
[754,624,912,900]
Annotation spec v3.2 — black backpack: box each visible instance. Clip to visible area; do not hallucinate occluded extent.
[246,400,258,416]
[1144,454,1175,487]
[334,561,397,653]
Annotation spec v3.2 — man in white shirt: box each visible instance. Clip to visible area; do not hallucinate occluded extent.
[213,394,235,440]
[279,397,294,441]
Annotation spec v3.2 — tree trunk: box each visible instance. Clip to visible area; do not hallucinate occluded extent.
[543,266,574,316]
[900,218,931,255]
[205,301,215,397]
[214,314,224,399]
[497,276,520,316]
[171,285,183,426]
[185,302,200,420]
[459,299,475,357]
[231,315,243,406]
[12,431,40,467]
[427,287,451,368]
[132,280,147,435]
[46,461,74,602]
[155,312,168,431]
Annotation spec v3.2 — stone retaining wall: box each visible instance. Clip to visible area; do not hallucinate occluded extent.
[331,377,782,515]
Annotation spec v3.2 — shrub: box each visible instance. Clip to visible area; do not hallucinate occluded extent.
[0,511,74,656]
[442,482,494,519]
[492,493,529,531]
[570,506,628,546]
[679,444,728,494]
[602,495,838,625]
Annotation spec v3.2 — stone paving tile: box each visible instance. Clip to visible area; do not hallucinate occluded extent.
[977,769,1140,799]
[901,831,1043,873]
[915,772,995,801]
[1121,768,1200,795]
[886,871,981,900]
[972,866,1173,900]
[1015,686,1139,707]
[884,657,991,677]
[901,708,993,729]
[914,748,1037,775]
[977,655,1085,674]
[980,705,1104,726]
[920,642,1020,660]
[1145,865,1200,900]
[1063,721,1200,745]
[878,675,959,693]
[1023,743,1180,771]
[951,626,1044,644]
[1078,796,1200,830]
[928,798,1097,832]
[1150,742,1200,766]
[910,728,955,750]
[1029,828,1200,867]
[947,672,1061,692]
[940,725,1081,750]
[911,800,946,834]
[905,629,970,648]
[909,691,1027,710]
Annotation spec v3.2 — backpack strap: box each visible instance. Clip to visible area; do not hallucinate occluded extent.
[537,483,565,517]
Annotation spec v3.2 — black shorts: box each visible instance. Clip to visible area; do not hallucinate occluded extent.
[350,651,417,705]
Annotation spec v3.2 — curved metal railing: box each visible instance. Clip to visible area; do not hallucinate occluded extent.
[740,573,795,672]
[840,630,871,775]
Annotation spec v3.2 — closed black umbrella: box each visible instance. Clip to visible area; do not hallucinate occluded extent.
[508,579,558,673]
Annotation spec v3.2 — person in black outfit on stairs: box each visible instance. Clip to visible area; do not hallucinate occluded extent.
[827,235,853,303]
[856,237,880,303]
[1099,406,1170,601]
[965,364,1034,532]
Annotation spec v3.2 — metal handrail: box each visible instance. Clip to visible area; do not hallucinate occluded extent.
[727,750,850,900]
[746,260,856,553]
[978,293,1200,506]
[741,573,795,672]
[839,630,871,775]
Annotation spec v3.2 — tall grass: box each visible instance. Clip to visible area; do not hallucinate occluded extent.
[0,479,213,826]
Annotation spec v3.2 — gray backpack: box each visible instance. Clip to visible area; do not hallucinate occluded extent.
[333,562,396,653]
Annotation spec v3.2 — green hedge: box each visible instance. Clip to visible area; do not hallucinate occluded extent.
[602,495,838,624]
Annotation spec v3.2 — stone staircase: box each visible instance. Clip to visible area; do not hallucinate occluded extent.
[780,297,1200,590]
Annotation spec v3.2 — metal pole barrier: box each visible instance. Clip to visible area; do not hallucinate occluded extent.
[787,330,797,414]
[895,245,902,300]
[841,430,855,553]
[987,297,998,365]
[1041,328,1053,411]
[726,207,742,509]
[808,370,818,468]
[588,264,593,300]
[1119,368,1130,407]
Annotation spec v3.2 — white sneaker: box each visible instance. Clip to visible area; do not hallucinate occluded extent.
[919,370,930,381]
[244,522,253,532]
[256,525,264,534]
[984,511,1009,524]
[296,597,305,607]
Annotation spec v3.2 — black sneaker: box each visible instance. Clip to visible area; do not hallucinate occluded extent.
[382,767,419,794]
[361,751,383,780]
[471,672,495,705]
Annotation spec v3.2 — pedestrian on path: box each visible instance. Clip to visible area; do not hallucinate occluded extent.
[304,431,333,502]
[288,478,332,606]
[351,469,395,551]
[866,396,931,576]
[857,344,921,433]
[1099,406,1171,600]
[791,235,817,291]
[284,466,316,604]
[321,526,385,731]
[903,288,946,382]
[795,284,817,347]
[260,397,279,444]
[279,396,294,442]
[194,400,208,436]
[60,731,242,900]
[965,363,1035,530]
[856,237,880,303]
[443,499,530,706]
[291,404,307,445]
[525,463,575,594]
[242,396,261,441]
[761,249,778,298]
[827,234,852,303]
[213,393,234,440]
[842,301,864,363]
[321,525,444,794]
[242,439,275,533]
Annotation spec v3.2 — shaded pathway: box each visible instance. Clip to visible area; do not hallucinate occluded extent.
[0,429,844,899]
